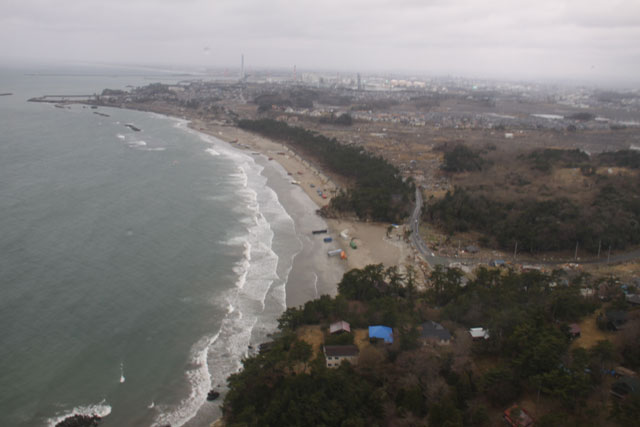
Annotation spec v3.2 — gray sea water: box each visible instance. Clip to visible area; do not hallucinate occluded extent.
[0,66,302,426]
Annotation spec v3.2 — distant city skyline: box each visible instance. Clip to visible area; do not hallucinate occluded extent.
[2,0,639,86]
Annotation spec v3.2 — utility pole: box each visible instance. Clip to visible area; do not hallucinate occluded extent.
[513,241,518,260]
[574,242,579,261]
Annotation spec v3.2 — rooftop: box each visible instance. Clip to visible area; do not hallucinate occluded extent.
[330,320,351,334]
[421,321,452,341]
[369,325,393,343]
[324,345,359,357]
[469,327,489,339]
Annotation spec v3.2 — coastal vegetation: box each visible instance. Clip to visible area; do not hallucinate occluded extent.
[222,264,639,426]
[238,119,414,222]
[427,149,640,254]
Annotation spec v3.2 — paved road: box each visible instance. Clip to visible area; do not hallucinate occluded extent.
[409,188,640,268]
[410,188,451,266]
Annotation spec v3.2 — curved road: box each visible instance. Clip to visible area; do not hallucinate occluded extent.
[410,188,640,268]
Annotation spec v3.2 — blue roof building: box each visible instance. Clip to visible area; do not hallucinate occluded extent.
[368,325,393,343]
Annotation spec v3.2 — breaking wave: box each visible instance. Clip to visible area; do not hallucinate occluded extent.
[46,400,111,427]
[152,124,297,427]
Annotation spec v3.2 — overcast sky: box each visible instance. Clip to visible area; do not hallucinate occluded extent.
[2,0,639,85]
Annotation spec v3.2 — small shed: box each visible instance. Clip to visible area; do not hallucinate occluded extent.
[330,320,351,335]
[421,321,452,345]
[469,327,490,340]
[369,325,393,344]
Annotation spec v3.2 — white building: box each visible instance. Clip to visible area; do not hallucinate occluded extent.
[323,345,359,368]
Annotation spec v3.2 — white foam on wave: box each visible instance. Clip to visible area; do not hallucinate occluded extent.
[229,165,283,310]
[153,121,300,427]
[229,165,249,188]
[152,330,220,427]
[206,148,220,156]
[143,147,166,152]
[116,133,125,140]
[120,362,125,383]
[46,400,112,427]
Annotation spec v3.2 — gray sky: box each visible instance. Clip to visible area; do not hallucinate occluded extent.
[2,0,640,84]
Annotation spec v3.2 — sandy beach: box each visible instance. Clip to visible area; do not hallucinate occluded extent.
[189,119,413,302]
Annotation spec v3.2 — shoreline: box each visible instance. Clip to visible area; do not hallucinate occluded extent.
[185,118,414,426]
[171,113,413,426]
[187,118,413,279]
[164,111,411,426]
[45,102,413,425]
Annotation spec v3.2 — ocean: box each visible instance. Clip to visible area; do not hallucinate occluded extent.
[0,66,326,426]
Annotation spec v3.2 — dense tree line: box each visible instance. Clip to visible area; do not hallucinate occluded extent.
[319,113,353,126]
[429,148,640,253]
[238,119,414,222]
[525,148,590,172]
[221,264,634,426]
[278,265,420,331]
[597,150,640,169]
[442,145,485,172]
[223,332,382,426]
[427,183,640,253]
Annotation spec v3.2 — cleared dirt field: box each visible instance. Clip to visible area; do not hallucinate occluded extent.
[570,312,612,350]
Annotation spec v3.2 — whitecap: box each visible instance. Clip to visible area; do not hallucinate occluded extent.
[152,331,220,427]
[128,140,147,147]
[116,134,125,140]
[206,148,220,157]
[152,119,302,427]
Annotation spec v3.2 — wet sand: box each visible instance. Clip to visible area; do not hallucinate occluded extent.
[190,119,413,305]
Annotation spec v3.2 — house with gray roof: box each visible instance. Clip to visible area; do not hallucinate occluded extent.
[323,345,359,368]
[420,321,452,345]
